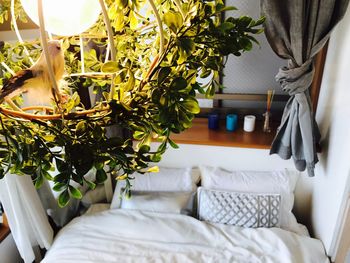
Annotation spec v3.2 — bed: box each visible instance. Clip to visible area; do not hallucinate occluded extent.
[42,207,328,263]
[42,168,329,263]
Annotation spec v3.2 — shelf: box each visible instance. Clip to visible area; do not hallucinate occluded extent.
[0,214,10,243]
[170,118,277,149]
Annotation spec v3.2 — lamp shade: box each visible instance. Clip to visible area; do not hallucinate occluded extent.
[20,0,101,36]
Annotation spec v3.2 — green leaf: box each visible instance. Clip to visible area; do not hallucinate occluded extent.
[238,16,253,28]
[116,0,128,8]
[20,165,37,175]
[200,69,212,79]
[218,22,235,33]
[134,130,145,140]
[123,70,135,92]
[157,67,171,85]
[216,5,237,12]
[178,38,195,54]
[96,169,107,184]
[54,172,70,183]
[240,38,253,51]
[56,159,68,173]
[205,84,216,98]
[146,166,159,173]
[34,175,44,189]
[58,190,70,208]
[53,182,67,192]
[101,61,120,73]
[164,11,183,33]
[181,97,200,114]
[254,16,265,26]
[72,172,84,185]
[168,138,179,149]
[94,161,104,170]
[76,121,88,136]
[84,178,96,190]
[171,77,187,90]
[41,170,53,181]
[150,153,162,162]
[129,11,138,30]
[69,185,82,199]
[139,145,150,154]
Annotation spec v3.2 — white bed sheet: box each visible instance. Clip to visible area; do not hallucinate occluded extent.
[42,209,329,263]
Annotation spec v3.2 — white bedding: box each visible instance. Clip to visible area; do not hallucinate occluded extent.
[42,209,329,263]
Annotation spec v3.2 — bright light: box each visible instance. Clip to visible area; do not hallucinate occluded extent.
[20,0,101,36]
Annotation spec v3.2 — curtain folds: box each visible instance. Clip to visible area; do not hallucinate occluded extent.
[0,174,53,263]
[261,0,350,176]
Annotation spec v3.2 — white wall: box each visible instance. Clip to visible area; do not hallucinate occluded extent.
[312,6,350,258]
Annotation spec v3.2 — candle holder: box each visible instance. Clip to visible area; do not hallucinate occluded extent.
[243,115,256,132]
[263,111,271,133]
[226,114,238,132]
[208,113,219,130]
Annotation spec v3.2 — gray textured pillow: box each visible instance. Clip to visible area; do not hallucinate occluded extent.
[198,187,281,228]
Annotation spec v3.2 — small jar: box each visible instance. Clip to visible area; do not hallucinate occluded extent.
[208,113,219,130]
[243,115,256,132]
[226,114,238,132]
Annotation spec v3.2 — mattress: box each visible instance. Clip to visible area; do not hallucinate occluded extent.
[42,209,329,263]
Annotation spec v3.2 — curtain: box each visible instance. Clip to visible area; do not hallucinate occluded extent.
[0,174,53,263]
[37,180,80,227]
[261,0,350,176]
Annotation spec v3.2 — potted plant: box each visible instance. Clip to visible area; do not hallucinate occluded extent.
[0,0,264,207]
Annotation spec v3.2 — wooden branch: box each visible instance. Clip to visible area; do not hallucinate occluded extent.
[148,0,165,56]
[10,0,34,65]
[38,0,63,109]
[172,0,186,21]
[99,0,117,100]
[5,99,23,112]
[0,105,111,121]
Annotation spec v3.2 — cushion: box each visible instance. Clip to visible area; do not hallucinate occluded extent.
[197,187,281,228]
[121,191,192,214]
[110,167,199,209]
[199,166,300,232]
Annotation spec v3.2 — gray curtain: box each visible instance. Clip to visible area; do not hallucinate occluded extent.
[261,0,349,176]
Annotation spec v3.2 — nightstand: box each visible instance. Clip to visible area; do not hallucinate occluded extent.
[0,214,10,243]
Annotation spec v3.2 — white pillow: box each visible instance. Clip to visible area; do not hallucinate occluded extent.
[197,187,281,228]
[199,166,300,233]
[121,191,192,214]
[110,167,199,209]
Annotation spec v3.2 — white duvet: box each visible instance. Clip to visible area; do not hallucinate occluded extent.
[42,209,329,263]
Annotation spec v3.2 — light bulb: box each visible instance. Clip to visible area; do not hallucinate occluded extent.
[20,0,101,36]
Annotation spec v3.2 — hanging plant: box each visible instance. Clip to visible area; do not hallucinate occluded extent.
[0,0,264,207]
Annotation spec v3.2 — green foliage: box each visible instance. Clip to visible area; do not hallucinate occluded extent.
[0,0,264,207]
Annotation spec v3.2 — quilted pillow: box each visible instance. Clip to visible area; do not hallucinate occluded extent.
[198,187,281,228]
[199,166,300,233]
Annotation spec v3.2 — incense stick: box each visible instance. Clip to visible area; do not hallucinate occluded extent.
[266,89,275,112]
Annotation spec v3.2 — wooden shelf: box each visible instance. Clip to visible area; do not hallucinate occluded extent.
[170,118,277,149]
[0,214,10,243]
